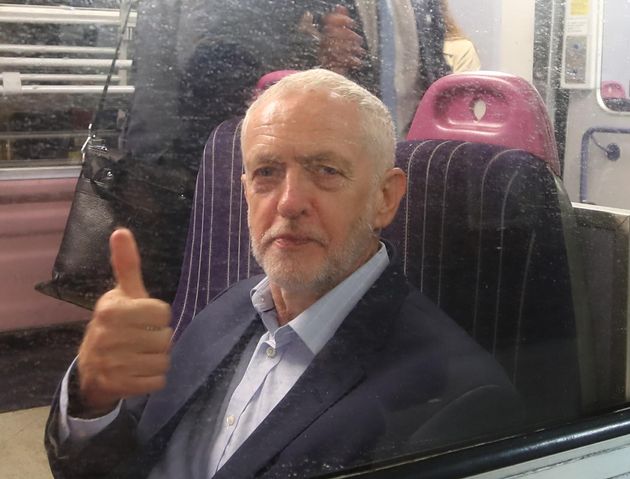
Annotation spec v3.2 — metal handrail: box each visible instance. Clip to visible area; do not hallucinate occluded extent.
[0,130,119,141]
[0,57,132,69]
[0,85,134,94]
[0,73,121,83]
[0,44,116,55]
[0,4,137,26]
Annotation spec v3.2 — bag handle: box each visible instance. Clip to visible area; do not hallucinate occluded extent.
[82,1,135,156]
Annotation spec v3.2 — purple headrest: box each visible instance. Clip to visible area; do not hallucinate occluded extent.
[406,72,561,176]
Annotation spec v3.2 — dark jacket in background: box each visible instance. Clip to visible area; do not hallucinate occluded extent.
[124,0,450,168]
[110,0,450,303]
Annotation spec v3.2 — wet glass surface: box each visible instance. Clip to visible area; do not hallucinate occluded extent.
[2,1,630,478]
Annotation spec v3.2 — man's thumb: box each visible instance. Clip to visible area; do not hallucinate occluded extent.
[110,228,148,298]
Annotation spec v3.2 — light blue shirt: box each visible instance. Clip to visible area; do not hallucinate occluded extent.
[60,243,389,478]
[207,243,389,475]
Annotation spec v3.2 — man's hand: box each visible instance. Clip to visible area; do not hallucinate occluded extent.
[76,228,172,417]
[301,5,366,75]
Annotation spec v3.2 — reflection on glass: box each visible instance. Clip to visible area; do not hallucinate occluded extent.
[44,68,527,479]
[2,0,630,478]
[441,0,481,72]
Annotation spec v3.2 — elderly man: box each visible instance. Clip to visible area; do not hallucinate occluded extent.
[46,69,520,479]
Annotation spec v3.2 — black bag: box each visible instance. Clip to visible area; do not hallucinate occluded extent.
[36,2,194,309]
[36,145,194,309]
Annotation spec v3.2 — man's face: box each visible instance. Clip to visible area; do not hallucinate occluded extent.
[241,89,384,295]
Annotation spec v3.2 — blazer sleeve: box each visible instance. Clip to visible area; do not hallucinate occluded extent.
[45,380,146,479]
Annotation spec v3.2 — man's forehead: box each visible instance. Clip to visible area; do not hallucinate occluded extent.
[248,88,355,126]
[241,88,371,169]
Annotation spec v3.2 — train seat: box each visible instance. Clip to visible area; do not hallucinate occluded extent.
[382,139,593,423]
[170,117,261,341]
[171,70,297,338]
[406,72,562,176]
[169,73,594,422]
[401,72,593,421]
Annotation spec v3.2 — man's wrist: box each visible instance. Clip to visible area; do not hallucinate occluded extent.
[67,369,117,419]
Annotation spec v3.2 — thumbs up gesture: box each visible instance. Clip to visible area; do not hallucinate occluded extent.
[76,228,172,416]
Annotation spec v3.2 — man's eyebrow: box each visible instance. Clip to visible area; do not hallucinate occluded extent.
[247,155,282,167]
[296,153,353,171]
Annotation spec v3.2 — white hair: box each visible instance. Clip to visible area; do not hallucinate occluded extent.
[241,68,396,174]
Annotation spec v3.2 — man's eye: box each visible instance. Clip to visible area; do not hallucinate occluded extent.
[254,167,277,178]
[318,165,340,176]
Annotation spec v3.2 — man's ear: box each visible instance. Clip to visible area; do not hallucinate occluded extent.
[372,167,406,231]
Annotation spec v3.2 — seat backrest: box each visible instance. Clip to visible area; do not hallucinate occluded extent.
[170,118,261,341]
[170,75,594,422]
[171,70,304,339]
[406,72,561,176]
[383,139,592,423]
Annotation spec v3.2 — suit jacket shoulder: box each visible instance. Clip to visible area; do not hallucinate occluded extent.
[214,264,523,478]
[46,266,522,479]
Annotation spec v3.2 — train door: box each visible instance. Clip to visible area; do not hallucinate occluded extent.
[562,0,630,209]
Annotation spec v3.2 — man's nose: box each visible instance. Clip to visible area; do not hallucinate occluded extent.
[277,170,311,219]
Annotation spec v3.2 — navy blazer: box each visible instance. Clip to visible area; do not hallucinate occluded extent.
[46,262,522,479]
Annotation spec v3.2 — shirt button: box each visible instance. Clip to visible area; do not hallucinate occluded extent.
[226,415,235,426]
[266,346,276,358]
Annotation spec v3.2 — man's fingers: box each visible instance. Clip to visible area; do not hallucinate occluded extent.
[85,322,173,355]
[323,5,355,29]
[94,351,171,378]
[333,4,349,16]
[126,353,171,378]
[92,373,168,400]
[110,228,149,299]
[120,375,168,396]
[95,296,172,330]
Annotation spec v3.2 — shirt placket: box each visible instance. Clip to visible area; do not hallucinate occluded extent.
[212,332,286,472]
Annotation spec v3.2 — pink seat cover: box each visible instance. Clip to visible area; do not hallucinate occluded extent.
[253,70,299,98]
[407,72,561,176]
[601,80,626,99]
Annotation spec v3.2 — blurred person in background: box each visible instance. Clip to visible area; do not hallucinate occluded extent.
[441,0,481,72]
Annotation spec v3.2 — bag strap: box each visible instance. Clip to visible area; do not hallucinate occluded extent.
[84,0,135,149]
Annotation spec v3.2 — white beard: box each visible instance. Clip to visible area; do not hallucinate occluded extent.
[250,206,377,296]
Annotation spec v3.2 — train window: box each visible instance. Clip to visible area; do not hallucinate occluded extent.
[600,0,630,111]
[3,0,630,478]
[0,1,135,169]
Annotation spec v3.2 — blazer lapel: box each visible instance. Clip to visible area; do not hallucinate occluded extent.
[215,263,409,479]
[137,277,262,443]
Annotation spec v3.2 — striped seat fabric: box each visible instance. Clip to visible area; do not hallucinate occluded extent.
[384,139,590,423]
[170,118,262,341]
[170,119,592,424]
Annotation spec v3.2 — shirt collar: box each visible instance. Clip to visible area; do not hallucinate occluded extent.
[250,242,390,355]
